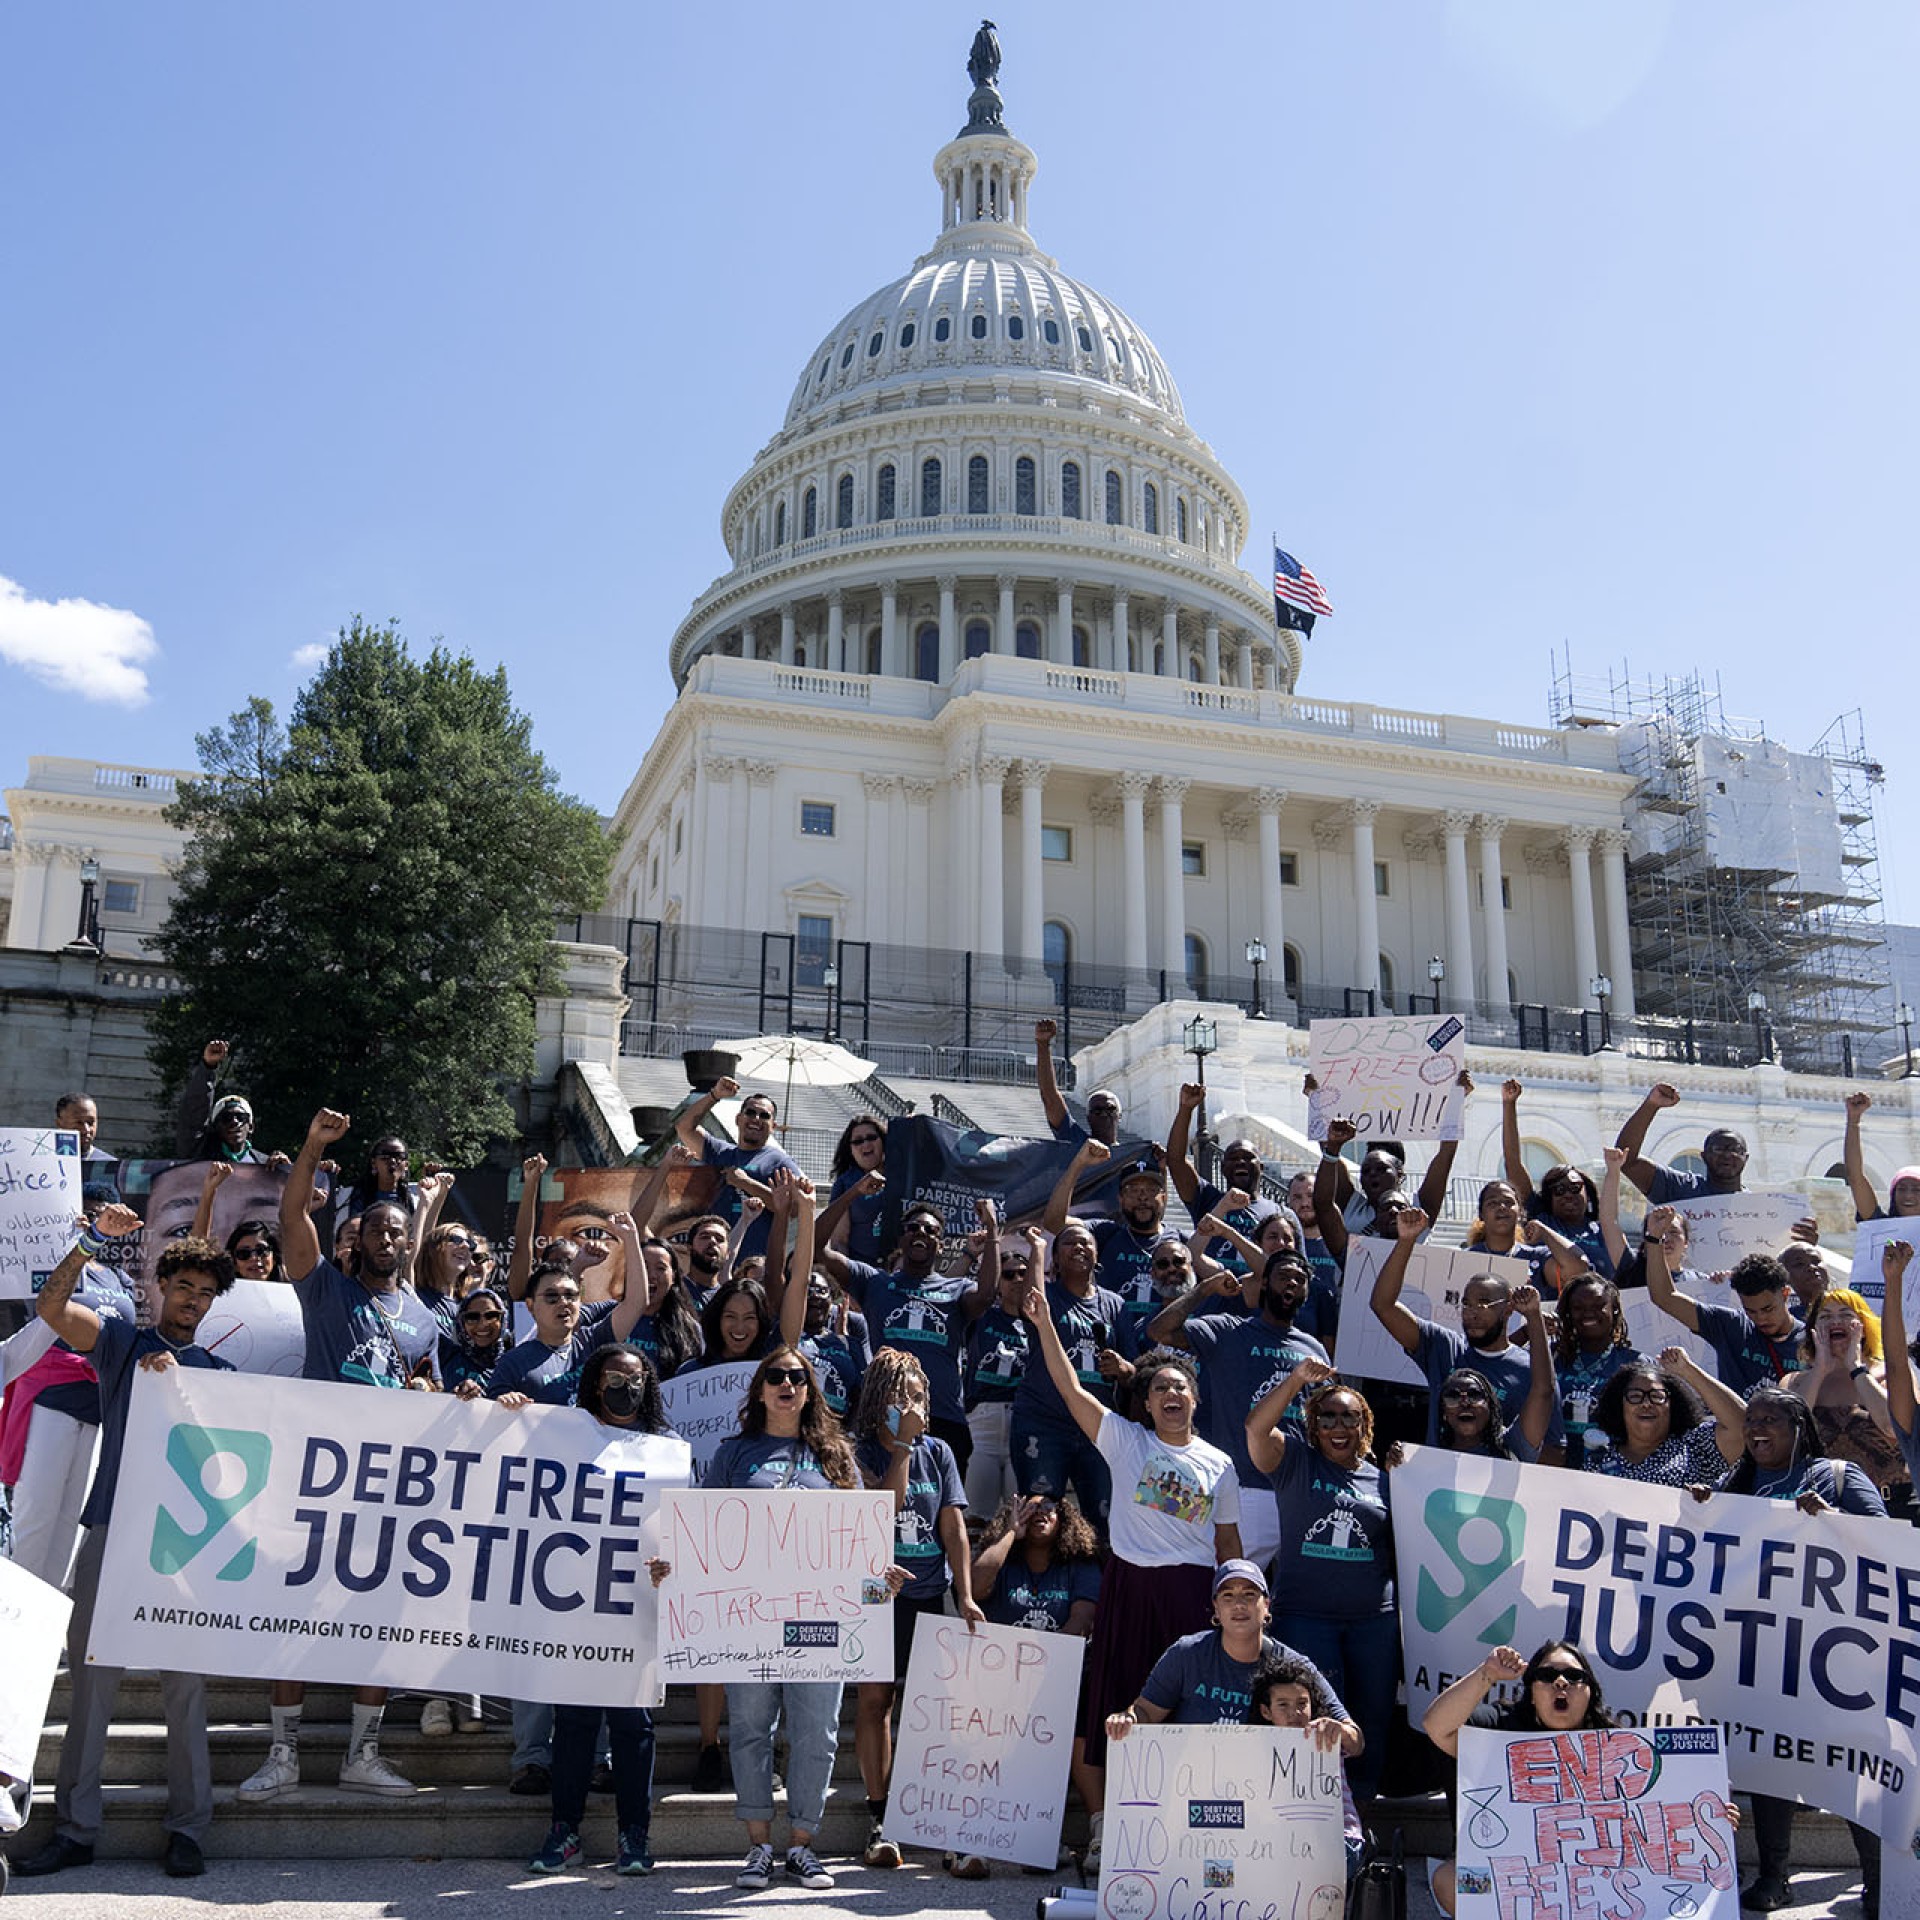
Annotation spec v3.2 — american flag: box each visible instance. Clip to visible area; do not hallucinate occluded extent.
[1273,546,1333,621]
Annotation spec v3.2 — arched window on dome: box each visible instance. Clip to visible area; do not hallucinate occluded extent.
[802,487,817,539]
[1075,324,1092,352]
[835,473,854,530]
[865,628,883,675]
[1105,470,1124,525]
[934,315,951,343]
[867,330,884,357]
[840,341,855,369]
[817,358,829,386]
[876,464,896,522]
[1072,626,1091,668]
[774,500,787,547]
[1015,456,1036,516]
[1016,621,1042,660]
[964,620,990,660]
[1043,318,1061,346]
[1176,495,1189,544]
[1008,314,1025,341]
[970,312,988,340]
[915,623,939,683]
[1184,933,1209,997]
[968,455,990,514]
[1043,921,1071,1000]
[1143,483,1159,535]
[899,322,916,349]
[921,458,942,517]
[1061,461,1082,520]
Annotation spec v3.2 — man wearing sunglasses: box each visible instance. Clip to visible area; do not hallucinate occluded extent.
[675,1076,800,1263]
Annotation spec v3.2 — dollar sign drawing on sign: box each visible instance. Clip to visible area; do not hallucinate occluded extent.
[1463,1787,1508,1851]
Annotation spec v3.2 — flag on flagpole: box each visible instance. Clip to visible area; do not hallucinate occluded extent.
[1274,546,1332,624]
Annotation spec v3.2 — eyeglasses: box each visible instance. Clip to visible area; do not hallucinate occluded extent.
[763,1366,809,1387]
[1314,1408,1364,1428]
[1532,1668,1592,1687]
[1440,1384,1490,1403]
[232,1243,272,1261]
[1623,1387,1670,1406]
[1151,1259,1188,1272]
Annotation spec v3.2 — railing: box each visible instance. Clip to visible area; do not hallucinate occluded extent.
[92,765,177,794]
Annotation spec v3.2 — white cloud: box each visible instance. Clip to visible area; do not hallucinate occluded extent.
[0,573,157,706]
[289,641,330,671]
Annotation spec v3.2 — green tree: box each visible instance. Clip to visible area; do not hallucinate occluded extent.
[151,618,608,1162]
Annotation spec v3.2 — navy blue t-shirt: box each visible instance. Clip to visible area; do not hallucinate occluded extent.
[1557,1342,1642,1470]
[1011,1281,1133,1435]
[486,1301,619,1405]
[1089,1218,1180,1331]
[1295,1235,1343,1350]
[828,1167,888,1267]
[1189,1182,1289,1276]
[1140,1630,1351,1726]
[292,1260,438,1389]
[856,1433,967,1599]
[1267,1442,1393,1619]
[33,1261,137,1425]
[700,1135,802,1261]
[1694,1298,1803,1395]
[708,1433,844,1491]
[985,1556,1101,1633]
[1411,1323,1561,1449]
[965,1305,1031,1407]
[1183,1313,1329,1492]
[82,1315,234,1528]
[842,1259,974,1425]
[798,1328,864,1419]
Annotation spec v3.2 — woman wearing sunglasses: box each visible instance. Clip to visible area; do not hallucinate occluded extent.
[820,1113,888,1264]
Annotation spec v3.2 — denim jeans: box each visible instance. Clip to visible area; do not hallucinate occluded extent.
[725,1678,845,1830]
[1014,1420,1111,1525]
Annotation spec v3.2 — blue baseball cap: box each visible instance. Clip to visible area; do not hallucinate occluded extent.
[1211,1559,1268,1597]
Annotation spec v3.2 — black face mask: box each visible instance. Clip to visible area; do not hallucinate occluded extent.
[600,1376,645,1419]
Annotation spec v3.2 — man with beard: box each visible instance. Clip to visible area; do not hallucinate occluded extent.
[1042,1142,1179,1338]
[1009,1218,1133,1524]
[674,1077,799,1263]
[236,1106,437,1805]
[1164,1085,1301,1276]
[1371,1206,1563,1456]
[681,1212,733,1312]
[1140,1247,1327,1571]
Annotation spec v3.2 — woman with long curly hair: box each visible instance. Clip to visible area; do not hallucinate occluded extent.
[1580,1351,1746,1486]
[1550,1275,1641,1471]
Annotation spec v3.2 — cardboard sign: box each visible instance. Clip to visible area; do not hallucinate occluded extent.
[1306,1015,1466,1142]
[1334,1237,1538,1388]
[1455,1723,1737,1918]
[0,1127,83,1301]
[885,1614,1083,1868]
[654,1488,897,1682]
[657,1361,761,1482]
[0,1553,72,1783]
[194,1277,307,1376]
[1671,1190,1804,1272]
[1850,1216,1920,1324]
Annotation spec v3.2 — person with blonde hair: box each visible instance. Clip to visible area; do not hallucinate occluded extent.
[1782,1284,1907,1506]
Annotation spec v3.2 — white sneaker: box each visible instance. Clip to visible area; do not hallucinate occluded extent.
[420,1698,454,1737]
[237,1742,300,1802]
[1085,1811,1105,1871]
[338,1742,416,1796]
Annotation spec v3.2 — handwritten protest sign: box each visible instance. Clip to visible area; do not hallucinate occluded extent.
[1335,1238,1537,1388]
[194,1278,307,1376]
[1392,1444,1920,1841]
[1306,1014,1466,1142]
[1455,1723,1737,1919]
[1099,1723,1346,1920]
[1672,1190,1803,1272]
[0,1126,82,1301]
[91,1369,689,1706]
[1620,1293,1714,1382]
[0,1554,73,1785]
[1850,1216,1920,1322]
[884,1615,1083,1868]
[658,1362,760,1482]
[655,1488,897,1683]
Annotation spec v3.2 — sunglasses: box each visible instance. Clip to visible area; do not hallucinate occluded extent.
[1440,1384,1489,1403]
[763,1366,809,1387]
[233,1243,272,1260]
[1314,1408,1364,1428]
[537,1292,582,1307]
[1151,1259,1188,1272]
[441,1234,473,1249]
[375,1149,408,1161]
[462,1309,502,1324]
[850,1133,883,1147]
[1532,1667,1592,1686]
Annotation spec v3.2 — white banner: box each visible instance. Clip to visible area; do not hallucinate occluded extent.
[1335,1238,1538,1387]
[0,1553,73,1783]
[1392,1444,1920,1844]
[1672,1190,1804,1272]
[885,1615,1083,1868]
[655,1488,897,1682]
[657,1361,761,1483]
[196,1278,307,1376]
[1455,1723,1738,1919]
[89,1368,689,1706]
[0,1126,82,1301]
[1097,1723,1346,1920]
[1307,1013,1466,1142]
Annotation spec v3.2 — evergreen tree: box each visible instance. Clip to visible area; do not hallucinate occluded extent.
[151,617,608,1161]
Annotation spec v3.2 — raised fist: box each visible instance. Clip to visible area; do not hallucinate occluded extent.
[202,1039,230,1068]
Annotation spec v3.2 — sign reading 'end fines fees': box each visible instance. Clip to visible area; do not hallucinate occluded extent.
[1307,1015,1466,1141]
[654,1488,897,1682]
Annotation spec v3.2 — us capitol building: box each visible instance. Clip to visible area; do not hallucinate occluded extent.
[606,32,1639,1038]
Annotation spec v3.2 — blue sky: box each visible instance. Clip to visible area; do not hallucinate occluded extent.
[3,2,1913,918]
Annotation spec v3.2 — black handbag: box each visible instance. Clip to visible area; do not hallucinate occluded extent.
[1347,1827,1407,1920]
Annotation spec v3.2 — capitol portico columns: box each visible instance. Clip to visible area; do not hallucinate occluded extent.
[744,761,777,925]
[1053,583,1074,666]
[1236,639,1254,691]
[1158,777,1190,979]
[1597,829,1637,1018]
[1161,601,1179,678]
[937,576,958,681]
[978,756,1011,959]
[997,575,1017,657]
[1441,810,1475,1009]
[1253,788,1287,998]
[880,580,900,678]
[779,606,796,667]
[1477,815,1510,1012]
[1565,826,1600,1005]
[826,589,844,673]
[1203,618,1221,685]
[861,773,895,943]
[1112,591,1130,675]
[1019,761,1050,965]
[1119,772,1151,973]
[1350,800,1382,996]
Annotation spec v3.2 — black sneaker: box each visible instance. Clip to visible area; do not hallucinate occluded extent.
[162,1833,206,1878]
[509,1763,552,1797]
[12,1836,94,1877]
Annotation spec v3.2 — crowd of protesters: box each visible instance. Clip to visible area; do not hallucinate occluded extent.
[2,1026,1916,1917]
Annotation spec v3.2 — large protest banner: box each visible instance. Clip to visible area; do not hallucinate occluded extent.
[1335,1238,1537,1386]
[1392,1444,1920,1844]
[658,1362,760,1482]
[1306,1014,1466,1142]
[884,1615,1083,1868]
[1098,1724,1346,1920]
[90,1368,689,1706]
[0,1554,72,1785]
[655,1488,897,1683]
[1454,1723,1738,1919]
[0,1126,82,1301]
[1672,1190,1804,1271]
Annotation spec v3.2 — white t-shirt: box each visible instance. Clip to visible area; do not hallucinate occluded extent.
[1097,1409,1241,1569]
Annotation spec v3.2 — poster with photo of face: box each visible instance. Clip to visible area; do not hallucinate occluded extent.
[522,1161,722,1303]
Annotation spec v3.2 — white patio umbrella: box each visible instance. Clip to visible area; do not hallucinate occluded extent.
[725,1033,873,1118]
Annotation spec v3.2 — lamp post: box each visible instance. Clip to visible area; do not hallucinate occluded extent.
[822,961,839,1043]
[1245,937,1267,1020]
[1590,972,1613,1051]
[67,856,102,955]
[1184,1013,1218,1163]
[1899,1000,1915,1079]
[1427,953,1445,1014]
[1747,990,1771,1065]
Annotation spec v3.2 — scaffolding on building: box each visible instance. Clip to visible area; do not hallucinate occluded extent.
[1549,650,1887,1073]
